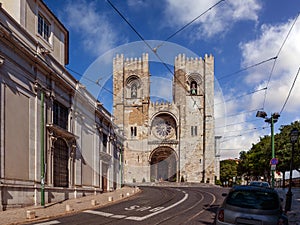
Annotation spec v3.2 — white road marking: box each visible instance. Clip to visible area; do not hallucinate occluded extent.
[84,210,113,217]
[126,192,188,221]
[111,215,127,219]
[84,190,189,221]
[33,221,60,225]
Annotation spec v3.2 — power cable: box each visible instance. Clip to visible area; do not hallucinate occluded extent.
[262,12,299,109]
[221,127,267,140]
[106,0,205,112]
[216,108,263,119]
[217,56,277,80]
[214,87,267,105]
[154,0,226,50]
[224,126,267,134]
[215,118,261,129]
[66,66,116,97]
[279,66,300,114]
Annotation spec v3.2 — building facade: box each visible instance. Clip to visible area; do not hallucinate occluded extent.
[0,0,122,210]
[113,53,216,184]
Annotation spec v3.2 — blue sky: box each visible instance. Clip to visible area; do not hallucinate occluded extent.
[44,0,300,159]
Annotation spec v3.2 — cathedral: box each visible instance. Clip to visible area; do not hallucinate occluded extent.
[113,53,216,184]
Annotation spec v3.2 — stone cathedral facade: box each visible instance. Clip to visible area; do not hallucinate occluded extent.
[113,53,216,184]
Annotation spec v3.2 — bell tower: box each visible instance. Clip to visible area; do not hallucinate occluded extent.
[173,54,215,183]
[113,53,150,183]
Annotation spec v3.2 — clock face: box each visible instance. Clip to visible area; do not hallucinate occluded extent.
[152,115,176,139]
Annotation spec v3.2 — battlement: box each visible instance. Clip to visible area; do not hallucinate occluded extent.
[150,100,172,106]
[114,53,149,72]
[175,53,214,71]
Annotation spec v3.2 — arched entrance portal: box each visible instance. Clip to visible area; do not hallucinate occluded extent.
[150,147,177,182]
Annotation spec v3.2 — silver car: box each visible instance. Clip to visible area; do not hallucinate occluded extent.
[215,185,288,225]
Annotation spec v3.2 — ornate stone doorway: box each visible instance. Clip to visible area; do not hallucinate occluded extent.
[150,147,177,182]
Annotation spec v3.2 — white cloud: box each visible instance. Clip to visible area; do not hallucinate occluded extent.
[218,16,300,159]
[164,0,261,38]
[127,0,148,8]
[150,76,172,101]
[63,0,119,56]
[240,17,300,113]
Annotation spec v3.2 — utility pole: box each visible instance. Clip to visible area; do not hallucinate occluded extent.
[256,111,280,188]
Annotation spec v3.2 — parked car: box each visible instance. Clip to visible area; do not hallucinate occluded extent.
[249,181,270,188]
[215,185,288,225]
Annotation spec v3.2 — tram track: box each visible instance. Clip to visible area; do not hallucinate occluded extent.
[152,187,217,225]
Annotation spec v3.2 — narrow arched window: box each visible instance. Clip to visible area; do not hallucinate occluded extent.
[131,83,137,98]
[190,81,197,95]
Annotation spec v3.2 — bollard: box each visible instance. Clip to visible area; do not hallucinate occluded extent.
[126,192,130,196]
[66,204,72,212]
[91,199,98,206]
[26,210,36,219]
[108,196,113,202]
[119,193,124,198]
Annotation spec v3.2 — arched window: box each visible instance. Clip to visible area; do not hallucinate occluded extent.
[190,81,197,95]
[126,75,141,99]
[131,83,137,98]
[53,138,69,187]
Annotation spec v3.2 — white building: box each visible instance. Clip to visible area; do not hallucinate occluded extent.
[0,0,123,210]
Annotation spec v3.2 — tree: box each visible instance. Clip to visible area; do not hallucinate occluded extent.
[237,121,300,187]
[220,159,239,186]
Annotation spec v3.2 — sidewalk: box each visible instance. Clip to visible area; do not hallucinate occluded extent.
[0,186,140,225]
[277,188,300,225]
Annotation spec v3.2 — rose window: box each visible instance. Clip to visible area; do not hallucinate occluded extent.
[152,115,176,139]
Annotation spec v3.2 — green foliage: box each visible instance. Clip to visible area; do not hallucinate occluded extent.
[237,121,300,181]
[215,179,222,186]
[220,159,239,186]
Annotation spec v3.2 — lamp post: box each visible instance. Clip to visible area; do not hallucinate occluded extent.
[285,128,299,212]
[256,111,280,188]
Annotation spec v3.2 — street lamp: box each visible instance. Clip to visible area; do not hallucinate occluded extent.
[256,111,280,188]
[285,128,299,212]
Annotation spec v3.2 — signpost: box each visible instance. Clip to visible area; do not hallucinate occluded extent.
[270,158,278,173]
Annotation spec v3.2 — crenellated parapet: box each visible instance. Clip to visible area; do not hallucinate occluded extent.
[150,100,175,108]
[121,53,148,74]
[175,53,213,74]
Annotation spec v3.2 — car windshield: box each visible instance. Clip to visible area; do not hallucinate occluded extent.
[226,189,279,210]
[249,181,269,187]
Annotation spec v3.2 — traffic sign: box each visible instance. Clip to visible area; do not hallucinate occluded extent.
[270,158,278,165]
[271,164,276,171]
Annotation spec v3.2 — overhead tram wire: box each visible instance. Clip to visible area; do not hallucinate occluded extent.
[215,108,263,120]
[262,12,300,109]
[66,66,116,97]
[223,126,268,134]
[153,0,226,51]
[220,127,267,142]
[215,118,261,129]
[106,0,205,111]
[106,0,270,127]
[217,56,277,81]
[214,87,267,105]
[280,66,300,115]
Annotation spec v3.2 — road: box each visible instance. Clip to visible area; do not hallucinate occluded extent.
[25,186,227,225]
